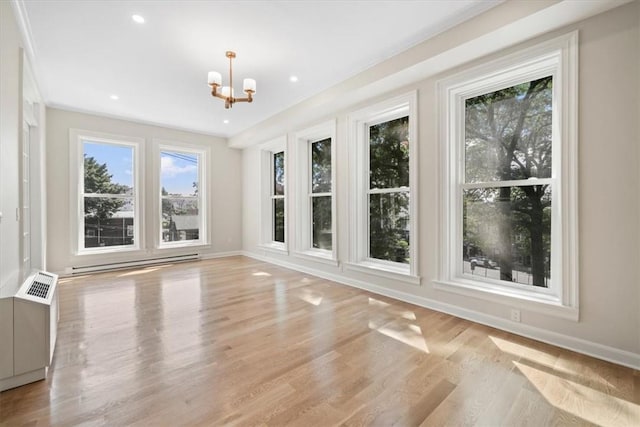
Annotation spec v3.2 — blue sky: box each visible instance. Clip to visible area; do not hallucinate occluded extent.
[83,142,198,195]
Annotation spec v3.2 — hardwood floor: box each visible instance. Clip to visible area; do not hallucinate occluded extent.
[1,256,639,426]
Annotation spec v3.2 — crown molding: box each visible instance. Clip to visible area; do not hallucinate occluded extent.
[10,0,48,102]
[47,104,229,141]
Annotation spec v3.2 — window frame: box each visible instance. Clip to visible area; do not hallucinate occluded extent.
[293,120,337,265]
[346,91,420,285]
[156,142,208,249]
[259,136,288,254]
[436,32,579,320]
[70,129,144,256]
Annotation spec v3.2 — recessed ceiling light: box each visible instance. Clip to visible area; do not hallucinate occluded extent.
[289,75,299,83]
[110,94,119,100]
[223,119,230,124]
[132,14,145,24]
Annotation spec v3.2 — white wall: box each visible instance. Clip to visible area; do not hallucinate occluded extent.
[0,1,23,298]
[46,108,243,274]
[242,2,640,366]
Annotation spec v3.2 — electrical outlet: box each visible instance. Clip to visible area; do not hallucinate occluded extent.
[510,309,521,322]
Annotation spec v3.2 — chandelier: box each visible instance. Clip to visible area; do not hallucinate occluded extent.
[207,51,256,109]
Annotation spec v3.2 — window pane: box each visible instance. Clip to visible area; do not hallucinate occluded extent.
[83,141,133,193]
[369,191,409,263]
[162,198,199,242]
[369,116,409,189]
[273,198,285,243]
[465,76,553,183]
[273,151,285,196]
[160,151,199,196]
[312,195,332,250]
[463,185,551,287]
[84,196,134,248]
[311,138,331,193]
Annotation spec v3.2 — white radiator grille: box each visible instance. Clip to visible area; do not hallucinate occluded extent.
[26,272,55,299]
[16,270,59,305]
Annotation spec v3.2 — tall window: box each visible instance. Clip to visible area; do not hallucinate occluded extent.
[348,92,419,283]
[310,139,332,250]
[159,147,205,247]
[294,120,336,262]
[260,136,287,252]
[368,116,410,263]
[437,33,578,318]
[463,77,552,287]
[272,151,286,243]
[72,131,141,254]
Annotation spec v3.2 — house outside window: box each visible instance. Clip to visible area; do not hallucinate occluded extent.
[436,32,578,319]
[70,129,143,254]
[158,145,206,248]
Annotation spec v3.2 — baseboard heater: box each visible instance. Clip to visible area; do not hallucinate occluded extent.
[69,254,200,275]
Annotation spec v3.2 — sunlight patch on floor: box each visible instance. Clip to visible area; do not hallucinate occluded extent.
[118,267,162,277]
[368,297,416,320]
[252,271,272,277]
[368,320,429,353]
[490,335,616,389]
[297,288,323,306]
[514,361,639,427]
[490,335,561,365]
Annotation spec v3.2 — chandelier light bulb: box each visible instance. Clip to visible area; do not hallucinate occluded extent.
[207,71,222,86]
[243,78,256,94]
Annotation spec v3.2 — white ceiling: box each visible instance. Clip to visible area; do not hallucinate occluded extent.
[21,0,502,138]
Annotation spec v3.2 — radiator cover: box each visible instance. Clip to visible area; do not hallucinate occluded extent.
[0,271,59,391]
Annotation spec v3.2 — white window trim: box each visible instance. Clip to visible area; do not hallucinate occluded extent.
[155,140,209,249]
[293,120,337,265]
[259,135,288,255]
[346,91,420,285]
[435,32,579,320]
[69,129,145,256]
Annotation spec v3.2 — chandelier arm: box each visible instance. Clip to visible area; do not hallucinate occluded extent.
[212,92,229,101]
[234,94,254,103]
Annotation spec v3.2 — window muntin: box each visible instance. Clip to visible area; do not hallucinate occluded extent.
[159,149,203,246]
[367,116,410,264]
[81,141,136,250]
[272,151,285,243]
[462,77,553,288]
[310,138,332,250]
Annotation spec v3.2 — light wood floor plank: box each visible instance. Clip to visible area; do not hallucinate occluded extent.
[1,256,638,426]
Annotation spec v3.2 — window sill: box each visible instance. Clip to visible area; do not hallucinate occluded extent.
[76,245,141,256]
[433,278,579,321]
[344,261,420,286]
[292,250,338,267]
[157,241,209,250]
[258,243,289,256]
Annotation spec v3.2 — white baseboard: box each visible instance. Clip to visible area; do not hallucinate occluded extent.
[242,250,640,370]
[54,250,243,277]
